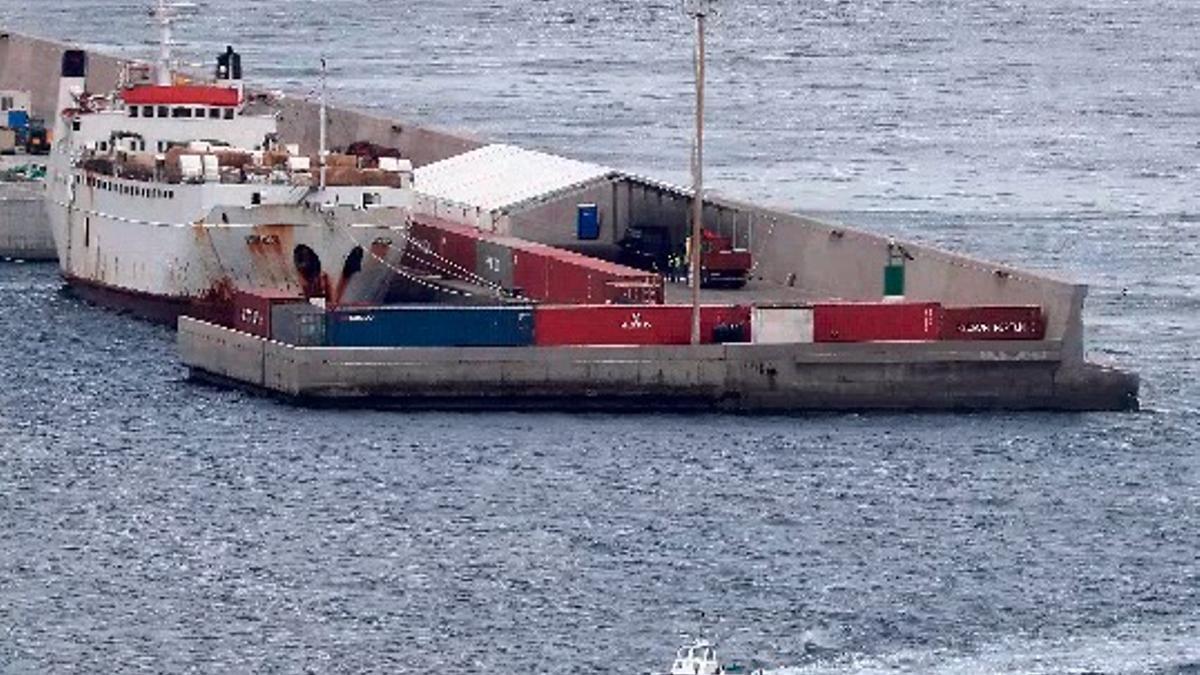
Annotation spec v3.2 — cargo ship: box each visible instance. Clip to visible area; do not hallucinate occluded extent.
[43,1,413,323]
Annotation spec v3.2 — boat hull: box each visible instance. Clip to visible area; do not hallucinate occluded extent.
[64,274,199,326]
[46,172,412,325]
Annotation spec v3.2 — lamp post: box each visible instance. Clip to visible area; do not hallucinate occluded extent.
[319,57,328,191]
[686,0,714,345]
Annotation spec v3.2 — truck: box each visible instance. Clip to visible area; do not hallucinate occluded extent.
[21,119,49,155]
[617,225,752,288]
[4,114,50,155]
[695,229,752,288]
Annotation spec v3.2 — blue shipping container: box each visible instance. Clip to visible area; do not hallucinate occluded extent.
[6,111,29,131]
[327,306,535,348]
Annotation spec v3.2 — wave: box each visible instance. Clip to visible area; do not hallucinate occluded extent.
[768,618,1200,675]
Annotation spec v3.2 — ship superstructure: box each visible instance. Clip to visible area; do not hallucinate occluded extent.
[45,3,413,323]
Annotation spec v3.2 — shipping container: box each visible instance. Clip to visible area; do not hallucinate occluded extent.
[6,110,29,131]
[604,279,665,305]
[271,302,328,346]
[475,237,516,289]
[413,216,663,304]
[401,220,437,274]
[534,305,750,346]
[431,225,480,280]
[703,305,753,344]
[326,305,535,348]
[544,251,597,304]
[752,307,815,344]
[512,245,553,300]
[404,219,481,280]
[813,302,943,343]
[232,288,307,338]
[942,306,1045,341]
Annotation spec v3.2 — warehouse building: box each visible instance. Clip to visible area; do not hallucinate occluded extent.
[412,143,757,259]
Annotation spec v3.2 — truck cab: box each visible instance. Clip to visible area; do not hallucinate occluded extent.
[23,119,49,155]
[695,229,752,288]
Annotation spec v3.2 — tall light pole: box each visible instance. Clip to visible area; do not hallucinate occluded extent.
[686,0,714,345]
[319,57,328,191]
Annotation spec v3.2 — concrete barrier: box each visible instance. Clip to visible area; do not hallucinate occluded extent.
[0,183,53,260]
[178,317,266,387]
[709,197,1089,363]
[179,318,1139,412]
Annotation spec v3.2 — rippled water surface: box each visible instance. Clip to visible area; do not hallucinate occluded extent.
[0,1,1197,673]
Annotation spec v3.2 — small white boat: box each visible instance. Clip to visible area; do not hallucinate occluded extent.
[668,639,725,675]
[661,639,766,675]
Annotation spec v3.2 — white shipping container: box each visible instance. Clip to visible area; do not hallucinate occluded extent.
[752,307,815,344]
[202,155,220,181]
[179,154,204,179]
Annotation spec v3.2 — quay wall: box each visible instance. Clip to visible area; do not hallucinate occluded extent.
[2,30,1091,363]
[180,318,1139,412]
[0,183,54,260]
[714,197,1088,362]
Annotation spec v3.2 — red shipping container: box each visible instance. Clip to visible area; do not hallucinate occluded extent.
[586,270,619,304]
[604,279,665,305]
[432,225,480,280]
[232,288,307,338]
[702,305,753,343]
[544,249,665,305]
[544,252,596,304]
[413,217,667,304]
[942,306,1045,341]
[513,245,552,301]
[401,221,438,273]
[407,217,482,280]
[534,305,751,346]
[813,302,944,343]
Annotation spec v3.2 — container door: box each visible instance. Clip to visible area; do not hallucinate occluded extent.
[476,240,515,289]
[577,203,600,241]
[883,264,906,297]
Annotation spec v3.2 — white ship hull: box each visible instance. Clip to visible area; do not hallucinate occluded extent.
[47,171,411,324]
[45,43,418,325]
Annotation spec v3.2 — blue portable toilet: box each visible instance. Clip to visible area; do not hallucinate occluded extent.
[6,110,29,131]
[577,203,600,240]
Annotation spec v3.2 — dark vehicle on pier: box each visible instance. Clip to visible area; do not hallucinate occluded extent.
[617,225,751,288]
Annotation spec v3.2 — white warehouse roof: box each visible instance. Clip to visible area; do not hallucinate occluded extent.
[414,144,616,214]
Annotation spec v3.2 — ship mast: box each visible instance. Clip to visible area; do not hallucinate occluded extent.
[686,0,714,345]
[153,0,174,86]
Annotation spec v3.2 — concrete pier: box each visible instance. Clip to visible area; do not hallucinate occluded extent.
[179,318,1139,412]
[0,179,53,261]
